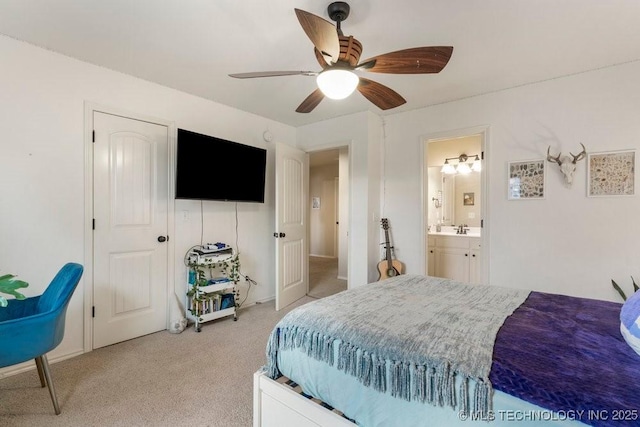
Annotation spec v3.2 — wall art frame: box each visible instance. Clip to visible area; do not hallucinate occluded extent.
[587,149,635,197]
[507,159,546,200]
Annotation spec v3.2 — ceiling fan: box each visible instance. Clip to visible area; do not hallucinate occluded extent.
[229,2,453,113]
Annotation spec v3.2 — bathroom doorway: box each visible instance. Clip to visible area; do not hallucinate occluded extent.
[423,126,490,285]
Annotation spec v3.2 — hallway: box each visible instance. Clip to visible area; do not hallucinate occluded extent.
[308,256,347,299]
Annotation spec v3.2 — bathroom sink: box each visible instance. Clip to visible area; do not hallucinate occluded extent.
[429,228,481,237]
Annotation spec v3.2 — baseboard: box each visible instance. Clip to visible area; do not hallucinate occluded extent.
[309,254,336,259]
[238,295,275,311]
[337,275,347,281]
[0,348,85,379]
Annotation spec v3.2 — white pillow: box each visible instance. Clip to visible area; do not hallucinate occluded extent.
[620,289,640,357]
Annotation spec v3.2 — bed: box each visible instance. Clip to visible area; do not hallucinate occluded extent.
[253,274,640,427]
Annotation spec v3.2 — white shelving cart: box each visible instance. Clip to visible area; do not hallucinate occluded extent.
[186,247,239,332]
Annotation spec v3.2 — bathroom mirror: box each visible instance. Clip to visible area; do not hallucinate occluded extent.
[426,134,482,231]
[428,167,481,228]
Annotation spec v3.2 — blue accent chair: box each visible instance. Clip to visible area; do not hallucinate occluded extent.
[0,263,83,415]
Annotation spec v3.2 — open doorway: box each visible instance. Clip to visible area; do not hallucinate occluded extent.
[423,126,490,285]
[308,147,348,298]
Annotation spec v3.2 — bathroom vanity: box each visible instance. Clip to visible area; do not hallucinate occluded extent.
[427,228,482,284]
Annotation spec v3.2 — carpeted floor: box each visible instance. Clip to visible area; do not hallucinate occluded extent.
[308,256,347,299]
[0,258,346,427]
[0,297,314,427]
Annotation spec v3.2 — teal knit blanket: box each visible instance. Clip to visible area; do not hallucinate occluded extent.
[265,274,530,416]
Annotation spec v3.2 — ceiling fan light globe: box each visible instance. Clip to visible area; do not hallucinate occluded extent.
[316,69,359,100]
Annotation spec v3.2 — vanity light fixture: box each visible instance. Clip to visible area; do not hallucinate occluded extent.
[441,153,481,175]
[441,159,457,174]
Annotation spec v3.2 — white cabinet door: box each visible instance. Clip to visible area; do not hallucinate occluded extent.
[469,249,483,284]
[469,238,483,284]
[427,247,436,276]
[435,247,469,283]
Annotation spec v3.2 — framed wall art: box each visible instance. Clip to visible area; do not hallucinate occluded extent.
[463,192,475,206]
[507,159,545,200]
[587,150,635,197]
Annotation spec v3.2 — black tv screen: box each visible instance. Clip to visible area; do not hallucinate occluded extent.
[175,129,267,202]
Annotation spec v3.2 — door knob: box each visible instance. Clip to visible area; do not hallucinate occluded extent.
[157,236,167,242]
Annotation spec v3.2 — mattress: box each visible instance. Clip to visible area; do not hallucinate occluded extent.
[266,276,640,427]
[277,346,585,426]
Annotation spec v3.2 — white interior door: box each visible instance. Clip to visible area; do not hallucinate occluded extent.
[275,142,308,311]
[93,111,169,348]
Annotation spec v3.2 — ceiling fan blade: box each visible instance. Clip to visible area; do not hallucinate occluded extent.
[355,59,376,71]
[294,8,340,65]
[229,71,317,79]
[360,46,453,74]
[314,48,329,69]
[296,89,325,113]
[357,78,406,110]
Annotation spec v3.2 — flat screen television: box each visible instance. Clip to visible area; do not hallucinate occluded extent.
[175,129,267,202]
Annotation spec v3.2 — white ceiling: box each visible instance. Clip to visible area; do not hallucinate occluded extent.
[1,1,640,128]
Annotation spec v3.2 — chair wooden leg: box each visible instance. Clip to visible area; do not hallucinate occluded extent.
[37,355,61,415]
[34,357,47,388]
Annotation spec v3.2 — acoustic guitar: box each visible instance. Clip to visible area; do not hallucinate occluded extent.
[377,218,405,280]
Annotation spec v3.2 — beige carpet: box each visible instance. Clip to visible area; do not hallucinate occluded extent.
[308,256,347,299]
[0,297,315,427]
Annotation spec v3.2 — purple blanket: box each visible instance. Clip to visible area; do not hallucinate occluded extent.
[491,291,640,427]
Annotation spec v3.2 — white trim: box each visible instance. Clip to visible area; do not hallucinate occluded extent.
[83,102,176,352]
[0,349,85,379]
[421,125,491,286]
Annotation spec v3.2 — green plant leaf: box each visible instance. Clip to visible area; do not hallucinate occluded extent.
[0,296,7,307]
[612,279,627,301]
[0,274,29,301]
[632,276,639,293]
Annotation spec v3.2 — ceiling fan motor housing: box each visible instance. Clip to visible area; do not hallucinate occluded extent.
[338,36,362,67]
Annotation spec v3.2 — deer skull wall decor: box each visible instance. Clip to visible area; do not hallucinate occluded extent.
[546,143,587,187]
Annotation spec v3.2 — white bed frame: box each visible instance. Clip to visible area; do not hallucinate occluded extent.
[253,370,356,427]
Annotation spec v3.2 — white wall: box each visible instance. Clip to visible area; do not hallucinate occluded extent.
[381,61,640,302]
[0,35,295,372]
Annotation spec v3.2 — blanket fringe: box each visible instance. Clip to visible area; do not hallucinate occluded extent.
[460,376,469,415]
[265,325,491,416]
[358,351,371,387]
